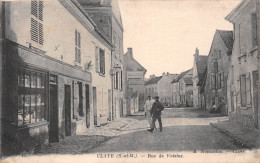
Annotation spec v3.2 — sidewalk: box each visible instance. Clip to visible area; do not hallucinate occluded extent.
[36,117,139,155]
[210,119,260,149]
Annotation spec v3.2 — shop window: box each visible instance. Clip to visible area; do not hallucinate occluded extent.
[31,0,43,45]
[75,30,81,64]
[18,68,47,126]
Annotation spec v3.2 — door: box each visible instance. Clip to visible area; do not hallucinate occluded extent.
[108,89,111,121]
[93,87,97,126]
[231,91,234,112]
[49,84,59,142]
[65,85,71,136]
[85,84,90,128]
[253,71,258,127]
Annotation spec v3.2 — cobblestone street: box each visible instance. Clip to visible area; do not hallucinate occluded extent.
[36,108,246,155]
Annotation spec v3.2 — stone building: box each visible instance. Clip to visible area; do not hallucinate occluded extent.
[171,69,193,107]
[1,0,113,155]
[123,48,147,114]
[202,30,233,115]
[192,48,208,109]
[145,73,178,106]
[226,0,259,128]
[78,0,125,120]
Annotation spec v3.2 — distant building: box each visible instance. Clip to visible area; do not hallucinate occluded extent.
[200,30,233,114]
[226,0,259,128]
[171,69,193,107]
[123,48,147,114]
[145,73,178,106]
[192,48,208,109]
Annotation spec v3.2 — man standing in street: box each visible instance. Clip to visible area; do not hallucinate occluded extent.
[144,96,154,129]
[148,96,164,132]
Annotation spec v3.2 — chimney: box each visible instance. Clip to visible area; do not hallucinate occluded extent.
[194,47,199,61]
[149,74,155,79]
[127,48,133,58]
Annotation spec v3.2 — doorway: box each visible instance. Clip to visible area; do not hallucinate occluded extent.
[253,71,258,127]
[49,84,58,142]
[93,87,97,126]
[65,85,71,136]
[85,84,90,128]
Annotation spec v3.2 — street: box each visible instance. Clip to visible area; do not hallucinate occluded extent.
[88,108,243,153]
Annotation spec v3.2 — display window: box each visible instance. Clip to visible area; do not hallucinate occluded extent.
[18,68,47,126]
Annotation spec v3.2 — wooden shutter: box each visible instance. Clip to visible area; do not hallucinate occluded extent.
[31,0,37,18]
[246,73,251,106]
[39,0,43,21]
[31,18,38,43]
[251,13,258,47]
[95,46,99,72]
[240,75,247,106]
[221,72,224,88]
[237,76,241,106]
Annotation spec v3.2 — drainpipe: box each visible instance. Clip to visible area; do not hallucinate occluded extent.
[257,0,260,129]
[111,49,114,121]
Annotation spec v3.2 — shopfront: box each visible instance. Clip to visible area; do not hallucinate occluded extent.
[2,40,92,155]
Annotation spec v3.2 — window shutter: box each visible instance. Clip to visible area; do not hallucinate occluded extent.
[237,76,241,105]
[95,46,99,72]
[246,73,251,106]
[221,72,224,88]
[31,0,37,18]
[31,18,38,43]
[251,13,258,47]
[39,0,43,21]
[39,23,43,45]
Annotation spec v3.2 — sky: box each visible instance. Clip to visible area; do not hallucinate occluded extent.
[118,0,241,78]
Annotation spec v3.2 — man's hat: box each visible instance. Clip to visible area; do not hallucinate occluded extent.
[155,96,159,99]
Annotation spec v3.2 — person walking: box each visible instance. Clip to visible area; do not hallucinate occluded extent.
[148,96,164,132]
[144,96,155,128]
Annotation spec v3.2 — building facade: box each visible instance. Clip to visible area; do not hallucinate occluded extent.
[78,0,125,120]
[171,69,193,107]
[1,0,113,155]
[192,48,208,109]
[226,0,259,127]
[203,30,233,114]
[123,48,147,114]
[144,75,161,100]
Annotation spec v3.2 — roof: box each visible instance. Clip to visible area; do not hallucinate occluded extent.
[145,76,162,85]
[183,77,193,85]
[171,69,191,83]
[77,0,123,28]
[196,56,208,81]
[217,30,234,53]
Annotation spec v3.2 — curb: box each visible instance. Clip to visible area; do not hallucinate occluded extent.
[210,123,255,149]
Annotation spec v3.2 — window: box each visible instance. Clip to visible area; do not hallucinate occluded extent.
[231,66,234,84]
[240,75,246,106]
[213,62,218,74]
[251,13,258,47]
[221,72,224,88]
[99,48,105,75]
[78,82,83,117]
[31,0,43,45]
[75,30,81,63]
[211,74,216,90]
[115,71,119,89]
[18,68,47,126]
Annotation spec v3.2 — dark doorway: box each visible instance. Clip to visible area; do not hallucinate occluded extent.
[49,84,59,142]
[93,87,97,126]
[85,84,90,128]
[65,85,71,136]
[253,71,258,127]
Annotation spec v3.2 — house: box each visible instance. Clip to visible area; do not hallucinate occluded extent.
[145,73,178,106]
[123,48,147,114]
[171,69,193,107]
[192,48,208,109]
[197,68,208,110]
[78,0,125,120]
[1,0,113,155]
[226,0,259,128]
[201,30,233,114]
[145,75,162,100]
